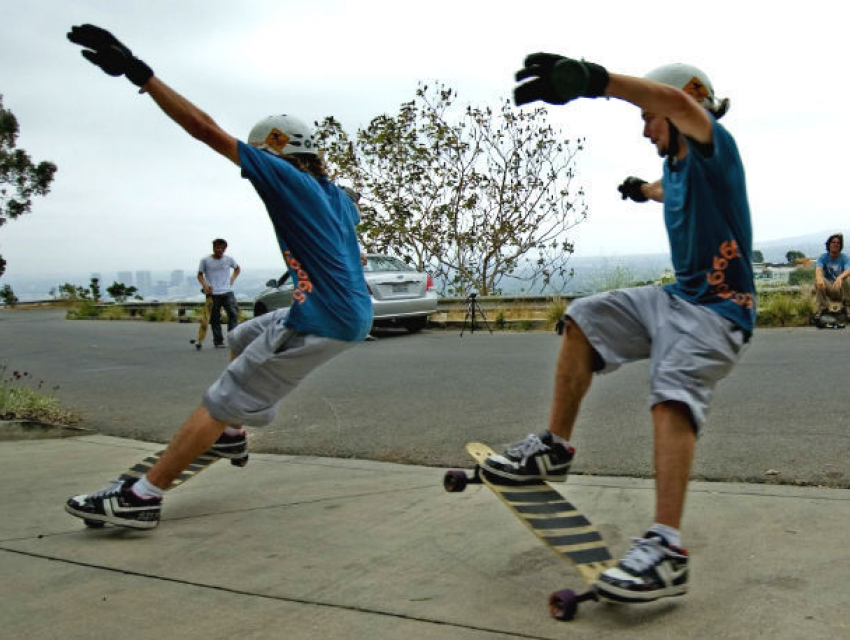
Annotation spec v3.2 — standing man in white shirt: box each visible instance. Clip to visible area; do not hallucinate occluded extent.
[198,238,241,348]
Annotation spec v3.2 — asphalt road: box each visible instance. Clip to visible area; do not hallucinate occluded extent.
[2,308,848,487]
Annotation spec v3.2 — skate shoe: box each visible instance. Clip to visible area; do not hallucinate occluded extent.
[210,430,248,460]
[482,432,574,482]
[595,532,689,603]
[65,478,161,530]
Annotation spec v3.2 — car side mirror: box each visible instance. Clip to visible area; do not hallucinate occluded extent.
[266,279,278,287]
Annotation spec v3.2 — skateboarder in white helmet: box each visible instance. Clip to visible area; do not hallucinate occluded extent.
[63,25,373,529]
[483,53,754,604]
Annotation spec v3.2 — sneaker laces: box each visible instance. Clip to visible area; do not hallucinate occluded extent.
[505,434,550,466]
[87,480,126,500]
[619,536,668,573]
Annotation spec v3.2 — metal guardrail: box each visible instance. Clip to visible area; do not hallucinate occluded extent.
[1,287,807,315]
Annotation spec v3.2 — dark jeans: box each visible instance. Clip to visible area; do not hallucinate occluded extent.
[210,292,239,346]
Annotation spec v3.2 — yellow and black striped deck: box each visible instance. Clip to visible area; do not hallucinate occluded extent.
[467,442,615,586]
[119,451,220,490]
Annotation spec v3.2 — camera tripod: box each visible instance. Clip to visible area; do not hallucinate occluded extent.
[460,293,493,336]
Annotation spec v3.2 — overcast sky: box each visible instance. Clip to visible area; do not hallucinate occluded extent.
[1,0,847,280]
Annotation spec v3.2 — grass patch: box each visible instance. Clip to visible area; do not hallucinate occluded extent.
[99,305,130,320]
[145,304,178,322]
[545,298,567,331]
[0,365,79,425]
[66,300,102,319]
[757,289,815,327]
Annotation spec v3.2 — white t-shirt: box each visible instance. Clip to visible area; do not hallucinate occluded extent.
[198,255,239,294]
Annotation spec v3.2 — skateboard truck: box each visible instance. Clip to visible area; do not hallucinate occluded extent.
[549,587,599,621]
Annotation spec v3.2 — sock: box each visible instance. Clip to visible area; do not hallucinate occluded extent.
[223,426,245,437]
[549,431,571,448]
[131,475,164,500]
[648,523,681,548]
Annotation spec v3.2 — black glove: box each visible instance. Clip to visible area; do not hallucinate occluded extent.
[514,53,609,106]
[617,177,648,203]
[67,24,153,88]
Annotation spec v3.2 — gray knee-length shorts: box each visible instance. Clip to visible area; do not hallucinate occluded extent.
[565,286,748,431]
[202,308,355,426]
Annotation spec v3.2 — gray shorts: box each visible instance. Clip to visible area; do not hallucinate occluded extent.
[566,286,747,431]
[203,308,355,426]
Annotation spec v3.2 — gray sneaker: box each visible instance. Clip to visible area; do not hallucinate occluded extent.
[65,478,162,530]
[595,533,689,603]
[482,432,574,482]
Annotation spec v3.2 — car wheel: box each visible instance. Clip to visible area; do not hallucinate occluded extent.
[253,302,268,318]
[402,316,428,333]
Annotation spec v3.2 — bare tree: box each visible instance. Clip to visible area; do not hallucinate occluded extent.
[1,95,57,278]
[317,83,587,295]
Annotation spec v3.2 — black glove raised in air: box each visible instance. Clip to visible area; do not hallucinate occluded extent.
[617,177,648,203]
[67,24,153,88]
[514,53,609,106]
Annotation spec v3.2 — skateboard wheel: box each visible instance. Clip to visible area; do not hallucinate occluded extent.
[84,519,106,529]
[443,469,468,493]
[549,589,578,621]
[230,455,249,468]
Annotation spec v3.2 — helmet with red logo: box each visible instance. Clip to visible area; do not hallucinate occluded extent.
[247,114,318,157]
[644,63,729,119]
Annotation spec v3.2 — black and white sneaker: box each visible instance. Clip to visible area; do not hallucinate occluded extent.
[210,431,248,460]
[595,533,689,603]
[65,479,162,530]
[482,432,574,482]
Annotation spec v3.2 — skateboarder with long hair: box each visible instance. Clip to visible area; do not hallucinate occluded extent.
[64,24,373,529]
[483,54,754,603]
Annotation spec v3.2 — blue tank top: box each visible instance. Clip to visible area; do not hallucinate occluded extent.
[662,119,755,335]
[239,142,373,341]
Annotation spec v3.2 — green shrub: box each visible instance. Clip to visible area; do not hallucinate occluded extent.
[100,305,129,320]
[66,301,102,319]
[757,291,813,327]
[546,298,567,330]
[788,266,815,286]
[144,305,177,322]
[0,364,78,424]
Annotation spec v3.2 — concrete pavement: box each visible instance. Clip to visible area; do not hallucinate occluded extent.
[1,434,848,639]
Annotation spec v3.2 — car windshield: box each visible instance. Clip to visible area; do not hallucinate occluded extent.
[364,256,415,273]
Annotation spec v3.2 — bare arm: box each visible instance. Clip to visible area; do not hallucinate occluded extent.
[142,77,240,166]
[605,74,714,144]
[643,179,664,202]
[197,271,211,294]
[230,265,241,285]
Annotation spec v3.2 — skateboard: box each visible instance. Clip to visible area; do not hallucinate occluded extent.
[816,305,846,329]
[444,442,615,621]
[190,292,213,349]
[81,447,248,528]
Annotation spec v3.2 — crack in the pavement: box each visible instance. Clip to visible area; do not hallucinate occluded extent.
[0,483,440,543]
[0,545,560,640]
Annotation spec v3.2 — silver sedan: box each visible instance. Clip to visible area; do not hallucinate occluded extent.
[253,254,439,333]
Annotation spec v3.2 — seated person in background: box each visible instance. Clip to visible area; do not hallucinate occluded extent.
[814,233,850,321]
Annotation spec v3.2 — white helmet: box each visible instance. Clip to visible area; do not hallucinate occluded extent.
[645,63,729,118]
[247,114,317,157]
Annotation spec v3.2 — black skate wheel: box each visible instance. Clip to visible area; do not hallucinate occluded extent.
[549,589,578,621]
[84,519,106,529]
[230,455,249,467]
[443,469,468,493]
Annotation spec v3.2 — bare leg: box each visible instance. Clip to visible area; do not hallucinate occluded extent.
[651,401,696,529]
[547,320,596,440]
[146,405,228,490]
